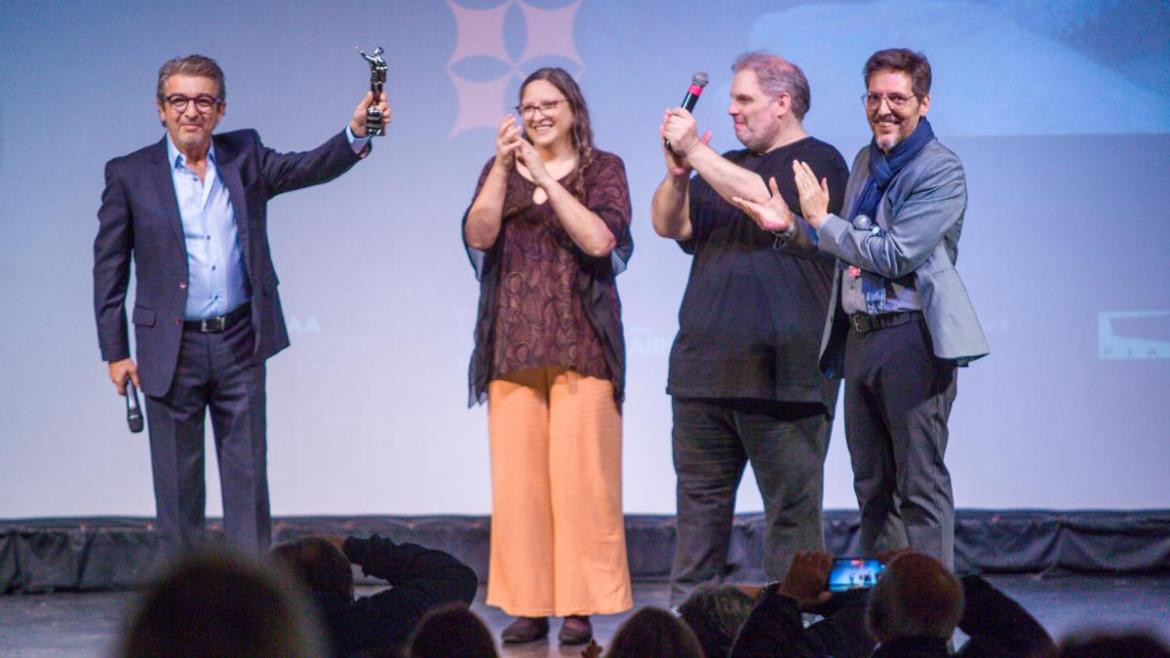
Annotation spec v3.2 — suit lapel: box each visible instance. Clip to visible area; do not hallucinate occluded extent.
[149,138,186,254]
[214,135,253,274]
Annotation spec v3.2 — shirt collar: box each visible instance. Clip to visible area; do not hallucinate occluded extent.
[165,134,217,171]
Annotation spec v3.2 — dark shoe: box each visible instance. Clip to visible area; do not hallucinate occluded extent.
[558,615,593,645]
[501,616,549,644]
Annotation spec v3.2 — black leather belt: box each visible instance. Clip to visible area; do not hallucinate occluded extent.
[184,304,250,333]
[849,311,921,334]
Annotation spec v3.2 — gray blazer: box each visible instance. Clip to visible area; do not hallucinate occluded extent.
[815,139,989,377]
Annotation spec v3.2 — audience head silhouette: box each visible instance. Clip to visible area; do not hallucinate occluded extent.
[117,549,322,658]
[270,535,354,600]
[407,603,499,658]
[866,552,964,644]
[604,606,704,658]
[677,584,756,658]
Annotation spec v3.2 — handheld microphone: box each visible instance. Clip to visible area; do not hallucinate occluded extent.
[665,71,710,151]
[126,381,144,433]
[680,71,709,112]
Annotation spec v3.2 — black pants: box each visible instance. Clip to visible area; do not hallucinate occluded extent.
[843,315,957,569]
[144,319,270,558]
[669,397,833,606]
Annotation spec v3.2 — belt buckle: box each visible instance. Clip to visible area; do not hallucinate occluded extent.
[851,314,870,334]
[200,316,226,332]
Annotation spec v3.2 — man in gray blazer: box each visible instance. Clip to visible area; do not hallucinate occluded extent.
[733,48,988,570]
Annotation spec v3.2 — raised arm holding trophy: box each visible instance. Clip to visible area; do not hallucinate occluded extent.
[358,46,389,136]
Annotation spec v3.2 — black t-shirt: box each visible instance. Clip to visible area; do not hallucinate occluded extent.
[667,136,849,405]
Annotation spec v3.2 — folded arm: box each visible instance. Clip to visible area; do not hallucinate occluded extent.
[345,534,478,611]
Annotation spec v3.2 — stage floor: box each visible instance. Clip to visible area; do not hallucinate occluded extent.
[2,574,1168,657]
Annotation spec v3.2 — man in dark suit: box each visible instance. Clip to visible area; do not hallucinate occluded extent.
[93,54,389,557]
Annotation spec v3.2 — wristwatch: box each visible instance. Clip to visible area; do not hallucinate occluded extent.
[771,223,797,249]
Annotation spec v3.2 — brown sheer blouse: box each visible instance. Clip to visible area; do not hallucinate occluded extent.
[464,149,633,403]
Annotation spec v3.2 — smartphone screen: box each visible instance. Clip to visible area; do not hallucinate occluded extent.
[827,557,885,592]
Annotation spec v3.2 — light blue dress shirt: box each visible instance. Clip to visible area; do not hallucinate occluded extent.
[838,220,922,315]
[167,128,370,321]
[166,136,247,321]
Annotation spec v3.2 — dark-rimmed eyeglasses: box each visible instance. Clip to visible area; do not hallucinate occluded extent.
[862,92,915,110]
[515,99,567,118]
[164,94,223,113]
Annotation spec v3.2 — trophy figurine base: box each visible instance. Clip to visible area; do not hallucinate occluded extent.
[366,108,385,137]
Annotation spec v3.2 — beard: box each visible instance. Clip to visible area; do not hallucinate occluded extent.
[871,112,904,152]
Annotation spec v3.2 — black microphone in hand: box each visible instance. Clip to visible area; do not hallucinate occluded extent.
[665,71,709,151]
[126,381,144,433]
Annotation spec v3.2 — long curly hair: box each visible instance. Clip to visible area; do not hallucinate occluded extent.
[518,67,595,199]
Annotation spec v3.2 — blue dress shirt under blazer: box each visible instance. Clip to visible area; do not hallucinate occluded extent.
[94,129,367,397]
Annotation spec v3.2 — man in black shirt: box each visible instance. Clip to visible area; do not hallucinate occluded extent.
[651,51,849,606]
[271,534,478,657]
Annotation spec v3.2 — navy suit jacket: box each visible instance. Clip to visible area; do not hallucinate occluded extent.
[94,129,366,397]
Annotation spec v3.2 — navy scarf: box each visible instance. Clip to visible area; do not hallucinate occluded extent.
[848,116,934,313]
[850,116,935,223]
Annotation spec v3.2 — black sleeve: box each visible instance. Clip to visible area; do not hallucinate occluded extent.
[730,588,819,658]
[339,535,479,649]
[774,214,831,261]
[774,142,849,263]
[956,575,1054,658]
[804,589,874,658]
[822,148,850,217]
[678,172,708,255]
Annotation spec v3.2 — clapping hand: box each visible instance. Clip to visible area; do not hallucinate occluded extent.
[792,160,830,228]
[514,138,553,187]
[494,115,524,170]
[731,176,794,233]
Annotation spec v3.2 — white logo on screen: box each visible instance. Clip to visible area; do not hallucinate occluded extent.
[1098,310,1170,360]
[446,0,584,139]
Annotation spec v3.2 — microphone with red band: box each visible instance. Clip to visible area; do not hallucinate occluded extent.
[665,71,710,151]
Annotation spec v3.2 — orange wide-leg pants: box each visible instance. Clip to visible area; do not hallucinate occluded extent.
[486,366,633,617]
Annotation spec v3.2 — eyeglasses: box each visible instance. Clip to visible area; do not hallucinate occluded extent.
[515,99,566,117]
[164,94,223,113]
[862,92,915,110]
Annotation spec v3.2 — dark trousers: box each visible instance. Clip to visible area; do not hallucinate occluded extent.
[143,319,270,558]
[843,315,957,569]
[670,397,832,606]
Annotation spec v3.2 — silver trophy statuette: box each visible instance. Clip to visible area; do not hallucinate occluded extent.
[357,46,389,136]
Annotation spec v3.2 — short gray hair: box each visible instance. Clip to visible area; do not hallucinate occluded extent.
[732,51,811,120]
[156,54,225,103]
[866,553,964,642]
